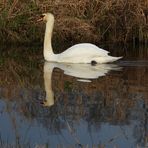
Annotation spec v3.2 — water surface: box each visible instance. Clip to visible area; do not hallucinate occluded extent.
[0,44,148,148]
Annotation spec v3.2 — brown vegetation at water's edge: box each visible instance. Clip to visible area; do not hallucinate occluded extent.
[0,0,147,45]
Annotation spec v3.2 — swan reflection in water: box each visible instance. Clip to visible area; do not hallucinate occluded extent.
[43,62,121,107]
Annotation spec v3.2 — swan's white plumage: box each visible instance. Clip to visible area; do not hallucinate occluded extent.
[55,43,121,63]
[41,13,122,63]
[60,43,109,56]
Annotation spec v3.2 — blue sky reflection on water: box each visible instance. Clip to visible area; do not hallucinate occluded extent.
[0,99,143,147]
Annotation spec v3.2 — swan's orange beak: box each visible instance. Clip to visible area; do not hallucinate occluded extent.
[37,18,43,22]
[37,17,43,22]
[37,14,44,22]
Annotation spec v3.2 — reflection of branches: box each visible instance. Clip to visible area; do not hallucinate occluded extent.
[5,102,21,147]
[19,87,133,131]
[120,126,128,140]
[65,119,82,147]
[0,87,147,147]
[22,102,60,131]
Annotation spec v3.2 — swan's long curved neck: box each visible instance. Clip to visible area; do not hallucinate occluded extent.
[44,20,54,58]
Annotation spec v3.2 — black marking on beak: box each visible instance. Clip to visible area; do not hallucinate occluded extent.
[41,14,45,18]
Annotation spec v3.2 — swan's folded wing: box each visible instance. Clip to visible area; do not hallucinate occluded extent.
[60,43,109,57]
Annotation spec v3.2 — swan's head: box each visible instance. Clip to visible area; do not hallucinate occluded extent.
[38,13,54,23]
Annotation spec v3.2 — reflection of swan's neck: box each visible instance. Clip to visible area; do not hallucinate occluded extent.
[44,64,54,107]
[44,19,54,58]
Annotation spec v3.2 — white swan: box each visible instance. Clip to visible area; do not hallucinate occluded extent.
[39,13,122,64]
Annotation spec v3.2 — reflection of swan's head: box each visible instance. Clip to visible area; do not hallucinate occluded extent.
[42,97,54,107]
[40,13,54,22]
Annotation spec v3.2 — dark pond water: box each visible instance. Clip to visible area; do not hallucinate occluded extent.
[0,44,148,148]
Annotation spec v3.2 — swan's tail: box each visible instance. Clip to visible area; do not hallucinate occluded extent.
[95,56,122,63]
[109,56,122,62]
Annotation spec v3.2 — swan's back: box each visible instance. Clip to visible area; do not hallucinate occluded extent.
[60,43,109,57]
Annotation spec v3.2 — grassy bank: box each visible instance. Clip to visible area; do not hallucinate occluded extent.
[0,0,147,45]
